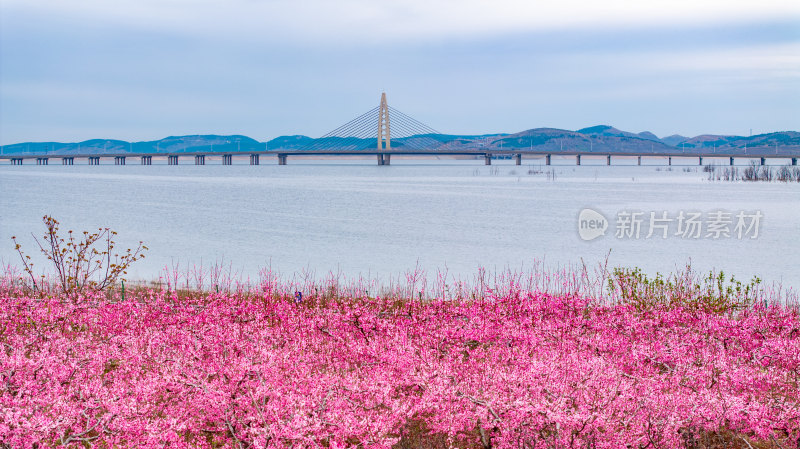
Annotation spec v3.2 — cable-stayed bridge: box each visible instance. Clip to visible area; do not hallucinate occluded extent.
[2,93,798,166]
[279,92,472,165]
[304,92,444,152]
[271,93,798,166]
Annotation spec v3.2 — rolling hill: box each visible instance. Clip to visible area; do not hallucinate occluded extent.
[2,128,798,155]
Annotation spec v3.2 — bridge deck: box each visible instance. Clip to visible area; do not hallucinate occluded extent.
[2,150,798,160]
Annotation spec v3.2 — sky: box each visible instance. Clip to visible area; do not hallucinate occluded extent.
[0,0,799,145]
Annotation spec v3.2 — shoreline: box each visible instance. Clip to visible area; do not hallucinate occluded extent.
[5,261,797,308]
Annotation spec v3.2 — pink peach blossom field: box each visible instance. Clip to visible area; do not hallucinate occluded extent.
[1,279,799,448]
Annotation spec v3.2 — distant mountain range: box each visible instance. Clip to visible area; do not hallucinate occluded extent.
[2,126,798,155]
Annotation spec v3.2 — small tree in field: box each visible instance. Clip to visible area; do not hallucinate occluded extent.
[13,215,147,297]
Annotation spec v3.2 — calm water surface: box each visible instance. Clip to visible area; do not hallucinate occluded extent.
[1,156,798,290]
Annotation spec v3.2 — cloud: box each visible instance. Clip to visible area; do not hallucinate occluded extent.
[559,42,800,81]
[1,0,798,143]
[3,0,799,44]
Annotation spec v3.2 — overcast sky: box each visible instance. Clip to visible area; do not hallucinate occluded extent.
[1,0,798,144]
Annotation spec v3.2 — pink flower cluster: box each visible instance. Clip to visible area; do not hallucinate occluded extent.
[2,287,798,448]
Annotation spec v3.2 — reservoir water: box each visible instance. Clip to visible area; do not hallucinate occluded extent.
[1,156,798,291]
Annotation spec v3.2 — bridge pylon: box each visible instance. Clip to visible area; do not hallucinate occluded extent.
[377,92,391,151]
[304,92,440,153]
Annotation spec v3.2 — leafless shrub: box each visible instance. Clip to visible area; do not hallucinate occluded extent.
[743,161,759,181]
[759,165,773,181]
[12,215,147,298]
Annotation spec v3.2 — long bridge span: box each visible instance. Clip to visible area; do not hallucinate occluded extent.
[2,93,798,166]
[3,149,796,167]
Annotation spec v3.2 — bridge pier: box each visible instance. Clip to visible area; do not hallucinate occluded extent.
[278,154,287,165]
[793,157,797,166]
[36,157,48,165]
[114,156,126,165]
[576,154,581,166]
[89,157,100,165]
[760,157,766,166]
[546,154,551,166]
[168,155,179,165]
[607,155,611,166]
[222,154,232,165]
[62,157,74,165]
[141,156,152,165]
[249,154,259,165]
[668,156,672,166]
[637,156,642,166]
[195,155,205,165]
[514,154,521,165]
[698,156,703,165]
[730,157,735,166]
[484,154,492,165]
[11,158,23,165]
